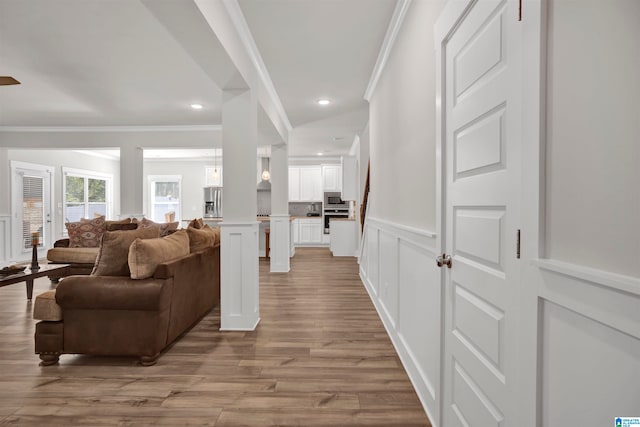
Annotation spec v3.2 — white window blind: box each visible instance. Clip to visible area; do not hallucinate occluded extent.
[22,175,44,249]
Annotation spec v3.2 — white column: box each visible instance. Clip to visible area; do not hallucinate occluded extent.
[119,145,144,219]
[269,142,290,272]
[220,89,260,331]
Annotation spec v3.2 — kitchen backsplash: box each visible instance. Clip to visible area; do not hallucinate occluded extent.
[289,202,322,217]
[257,191,271,216]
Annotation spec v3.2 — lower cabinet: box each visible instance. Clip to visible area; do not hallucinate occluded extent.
[293,218,323,245]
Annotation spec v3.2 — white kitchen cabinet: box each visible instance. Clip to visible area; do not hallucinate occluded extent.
[341,156,358,201]
[322,233,330,244]
[289,166,322,201]
[289,167,301,201]
[299,166,322,201]
[292,219,300,244]
[296,218,322,245]
[322,164,342,192]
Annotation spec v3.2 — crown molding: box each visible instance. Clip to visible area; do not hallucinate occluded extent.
[363,0,413,102]
[222,0,293,133]
[0,125,222,133]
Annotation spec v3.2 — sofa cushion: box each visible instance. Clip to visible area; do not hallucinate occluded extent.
[138,217,179,237]
[128,229,189,279]
[33,290,63,321]
[47,246,99,264]
[92,227,160,276]
[186,224,219,253]
[66,216,106,247]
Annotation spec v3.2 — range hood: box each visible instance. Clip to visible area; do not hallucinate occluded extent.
[257,157,271,191]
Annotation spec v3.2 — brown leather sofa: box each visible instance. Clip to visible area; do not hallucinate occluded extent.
[46,238,99,282]
[34,238,220,366]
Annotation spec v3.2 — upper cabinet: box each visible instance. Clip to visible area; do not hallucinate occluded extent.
[341,156,358,201]
[288,167,300,201]
[289,166,322,201]
[322,164,342,192]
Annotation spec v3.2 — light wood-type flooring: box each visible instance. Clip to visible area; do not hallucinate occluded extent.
[0,248,431,426]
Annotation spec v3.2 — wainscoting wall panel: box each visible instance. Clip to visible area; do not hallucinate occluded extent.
[535,259,640,426]
[219,222,260,331]
[0,215,10,265]
[360,217,441,426]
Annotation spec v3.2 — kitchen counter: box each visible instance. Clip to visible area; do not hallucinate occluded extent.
[185,217,295,224]
[330,218,358,257]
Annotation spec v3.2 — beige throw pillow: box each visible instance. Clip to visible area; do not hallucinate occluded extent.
[138,217,179,237]
[128,229,190,279]
[92,227,160,276]
[186,225,219,253]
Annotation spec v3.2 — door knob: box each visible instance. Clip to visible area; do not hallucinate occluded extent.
[436,253,452,268]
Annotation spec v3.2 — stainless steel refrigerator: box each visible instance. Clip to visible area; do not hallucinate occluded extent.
[203,186,222,218]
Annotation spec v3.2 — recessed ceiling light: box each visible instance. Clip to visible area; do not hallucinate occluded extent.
[317,152,324,156]
[190,104,203,110]
[317,99,331,106]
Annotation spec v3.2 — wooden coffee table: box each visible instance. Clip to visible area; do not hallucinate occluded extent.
[0,264,70,300]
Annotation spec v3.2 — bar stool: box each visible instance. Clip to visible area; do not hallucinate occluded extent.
[265,227,270,258]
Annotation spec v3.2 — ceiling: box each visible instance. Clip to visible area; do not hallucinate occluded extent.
[0,0,396,157]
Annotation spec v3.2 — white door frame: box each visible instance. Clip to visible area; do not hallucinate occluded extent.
[10,161,55,260]
[434,0,545,424]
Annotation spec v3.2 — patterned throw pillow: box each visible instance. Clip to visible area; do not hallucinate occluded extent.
[139,217,179,237]
[66,216,106,248]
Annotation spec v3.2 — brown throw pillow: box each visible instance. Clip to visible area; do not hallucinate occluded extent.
[105,218,135,231]
[139,217,179,237]
[92,227,160,276]
[188,218,204,229]
[66,216,106,247]
[128,229,190,279]
[186,225,218,253]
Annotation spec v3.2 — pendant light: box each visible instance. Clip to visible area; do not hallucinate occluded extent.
[212,148,220,181]
[261,157,270,181]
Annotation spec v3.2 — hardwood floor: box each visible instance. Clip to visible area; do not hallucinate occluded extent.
[0,248,431,426]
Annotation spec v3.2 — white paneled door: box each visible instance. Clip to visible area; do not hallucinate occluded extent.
[11,162,54,259]
[440,1,522,425]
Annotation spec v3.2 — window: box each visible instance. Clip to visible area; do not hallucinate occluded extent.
[63,168,113,223]
[148,175,181,222]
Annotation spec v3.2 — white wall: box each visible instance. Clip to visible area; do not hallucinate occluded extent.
[368,0,445,230]
[364,0,446,424]
[545,0,640,278]
[535,1,640,425]
[7,149,121,241]
[143,159,213,223]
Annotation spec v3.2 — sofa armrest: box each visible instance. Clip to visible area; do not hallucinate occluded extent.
[54,238,70,248]
[55,275,172,311]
